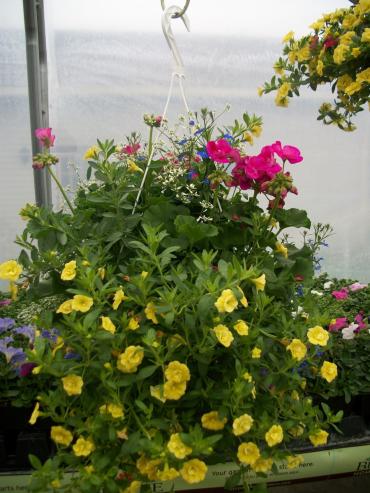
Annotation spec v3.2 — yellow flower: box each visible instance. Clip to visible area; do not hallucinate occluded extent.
[121,480,141,493]
[56,299,73,314]
[233,320,249,336]
[150,385,166,402]
[85,465,95,474]
[282,31,294,43]
[127,317,140,330]
[32,365,43,375]
[286,339,307,361]
[10,282,18,301]
[352,47,361,58]
[265,424,284,447]
[257,87,264,97]
[51,426,73,447]
[180,459,207,484]
[232,414,254,436]
[251,458,274,473]
[273,63,284,75]
[287,455,304,469]
[320,361,338,382]
[136,455,162,480]
[61,260,76,281]
[290,424,305,437]
[342,14,360,30]
[361,28,370,43]
[345,81,362,95]
[29,402,41,425]
[237,286,248,307]
[316,59,324,76]
[165,361,190,383]
[237,442,260,465]
[101,316,116,334]
[145,302,158,324]
[309,429,328,447]
[310,20,325,31]
[100,403,124,419]
[333,44,349,64]
[62,374,84,396]
[141,271,149,279]
[167,433,192,459]
[117,346,144,373]
[340,31,356,46]
[82,260,90,266]
[243,132,254,145]
[50,479,61,489]
[251,274,266,292]
[251,125,262,137]
[355,0,370,15]
[275,242,288,258]
[73,437,95,457]
[127,159,143,173]
[0,260,22,281]
[356,68,370,83]
[297,44,310,62]
[243,371,253,383]
[72,295,93,313]
[251,347,261,359]
[214,289,238,313]
[116,428,128,440]
[307,326,329,346]
[83,145,99,160]
[275,95,289,107]
[337,74,353,92]
[213,324,234,347]
[201,411,227,431]
[156,467,179,481]
[278,82,291,98]
[112,288,127,310]
[163,380,187,400]
[97,267,106,280]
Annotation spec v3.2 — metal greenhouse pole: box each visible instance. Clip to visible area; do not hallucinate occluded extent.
[23,0,52,207]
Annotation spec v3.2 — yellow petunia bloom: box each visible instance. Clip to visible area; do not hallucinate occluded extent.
[275,242,288,258]
[117,346,144,373]
[51,426,73,447]
[100,402,124,419]
[0,260,22,281]
[297,44,310,62]
[307,326,329,346]
[62,374,84,396]
[71,295,93,313]
[320,361,338,382]
[356,68,370,83]
[287,455,304,469]
[251,457,274,473]
[56,299,73,314]
[316,60,324,76]
[333,44,349,64]
[112,288,127,310]
[237,442,260,465]
[286,339,307,361]
[145,302,158,324]
[251,274,266,292]
[127,159,143,173]
[310,20,325,31]
[214,289,238,313]
[73,437,95,457]
[180,459,207,484]
[282,31,294,43]
[29,402,41,425]
[232,413,254,436]
[243,371,253,383]
[121,480,142,493]
[265,424,284,447]
[345,81,363,95]
[150,385,166,402]
[251,125,262,137]
[213,324,234,347]
[128,316,140,330]
[201,411,227,431]
[101,316,116,334]
[361,28,370,43]
[167,433,192,459]
[163,380,187,400]
[83,145,99,160]
[351,47,361,58]
[243,132,254,145]
[165,361,191,384]
[337,74,353,92]
[233,320,249,336]
[60,260,76,281]
[136,455,162,481]
[237,286,248,307]
[156,467,179,481]
[251,347,262,359]
[309,429,328,447]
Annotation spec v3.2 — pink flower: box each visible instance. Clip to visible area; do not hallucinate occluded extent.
[354,313,367,330]
[348,282,368,292]
[35,128,55,148]
[329,317,348,332]
[122,143,140,155]
[271,141,303,164]
[323,35,338,49]
[206,139,237,164]
[332,288,349,300]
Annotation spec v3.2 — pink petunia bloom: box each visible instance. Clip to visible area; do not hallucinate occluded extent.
[348,282,368,292]
[329,317,348,332]
[332,288,349,300]
[271,141,303,164]
[354,313,367,330]
[122,143,141,155]
[206,139,237,164]
[35,127,55,148]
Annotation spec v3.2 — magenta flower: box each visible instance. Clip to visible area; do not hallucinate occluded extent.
[329,317,348,332]
[35,127,55,148]
[332,288,349,300]
[0,299,12,307]
[354,313,367,330]
[206,139,236,164]
[271,141,303,164]
[122,143,141,155]
[348,282,368,292]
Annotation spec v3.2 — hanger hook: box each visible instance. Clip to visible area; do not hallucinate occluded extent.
[161,5,190,75]
[161,0,190,18]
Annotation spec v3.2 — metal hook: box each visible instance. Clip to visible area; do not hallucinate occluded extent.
[161,5,190,75]
[161,0,190,18]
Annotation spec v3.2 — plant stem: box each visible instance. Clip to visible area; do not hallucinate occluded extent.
[47,166,74,213]
[148,126,154,161]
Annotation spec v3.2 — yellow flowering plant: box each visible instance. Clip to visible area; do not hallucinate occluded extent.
[261,0,370,131]
[0,110,343,492]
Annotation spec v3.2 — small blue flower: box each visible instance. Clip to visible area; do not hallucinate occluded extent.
[320,241,329,247]
[189,120,195,126]
[64,352,81,360]
[14,325,35,341]
[197,149,208,159]
[296,285,304,297]
[137,156,146,161]
[178,139,188,146]
[194,127,205,136]
[223,133,234,141]
[0,318,15,333]
[202,178,210,185]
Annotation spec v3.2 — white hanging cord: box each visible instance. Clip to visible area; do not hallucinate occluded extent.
[132,5,191,214]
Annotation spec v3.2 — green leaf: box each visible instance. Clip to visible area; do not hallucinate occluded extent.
[224,470,242,490]
[275,208,311,229]
[136,365,158,381]
[28,454,42,470]
[56,231,68,246]
[83,309,101,330]
[175,215,218,243]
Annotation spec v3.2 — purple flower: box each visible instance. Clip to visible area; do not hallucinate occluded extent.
[41,328,60,343]
[0,318,15,333]
[0,299,12,307]
[14,325,35,342]
[19,362,37,377]
[64,352,81,360]
[0,345,25,364]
